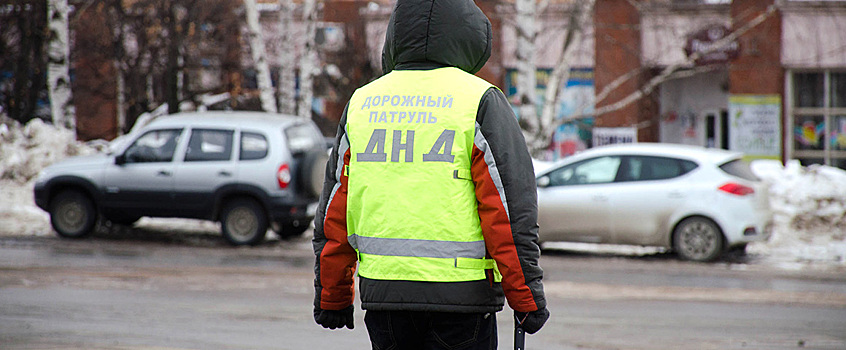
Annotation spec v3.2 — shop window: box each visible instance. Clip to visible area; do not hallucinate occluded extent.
[793,115,825,151]
[832,73,846,108]
[833,116,846,151]
[798,158,825,166]
[832,158,846,170]
[794,72,824,108]
[789,71,846,170]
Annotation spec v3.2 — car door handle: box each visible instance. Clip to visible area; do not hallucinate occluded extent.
[668,191,684,198]
[157,170,172,177]
[218,170,232,177]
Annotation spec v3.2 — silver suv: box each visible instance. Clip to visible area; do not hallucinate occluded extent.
[34,111,328,245]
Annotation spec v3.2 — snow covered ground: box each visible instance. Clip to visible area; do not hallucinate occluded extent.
[2,117,845,271]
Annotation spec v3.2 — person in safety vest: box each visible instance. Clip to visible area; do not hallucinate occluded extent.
[312,0,548,348]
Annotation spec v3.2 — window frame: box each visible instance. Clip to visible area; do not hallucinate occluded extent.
[787,69,846,169]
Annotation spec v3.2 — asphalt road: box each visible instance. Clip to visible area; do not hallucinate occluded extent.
[1,223,845,350]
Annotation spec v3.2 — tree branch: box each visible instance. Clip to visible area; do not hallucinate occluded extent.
[565,4,778,124]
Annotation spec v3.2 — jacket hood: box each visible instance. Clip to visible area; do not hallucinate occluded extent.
[381,0,492,75]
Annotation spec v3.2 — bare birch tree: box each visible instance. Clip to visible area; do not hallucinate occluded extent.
[244,0,277,113]
[46,0,75,130]
[298,0,318,119]
[107,0,128,135]
[514,0,538,136]
[165,2,184,114]
[277,0,297,114]
[526,0,594,152]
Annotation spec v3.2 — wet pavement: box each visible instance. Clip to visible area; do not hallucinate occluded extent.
[1,222,845,349]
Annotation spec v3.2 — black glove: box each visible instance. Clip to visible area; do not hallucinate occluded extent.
[314,305,355,330]
[514,307,550,334]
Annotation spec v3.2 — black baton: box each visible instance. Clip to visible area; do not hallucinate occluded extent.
[514,324,526,350]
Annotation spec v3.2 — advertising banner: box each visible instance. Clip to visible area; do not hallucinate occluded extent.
[728,95,782,160]
[504,68,595,159]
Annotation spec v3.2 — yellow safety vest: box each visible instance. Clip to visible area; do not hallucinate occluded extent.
[345,67,501,283]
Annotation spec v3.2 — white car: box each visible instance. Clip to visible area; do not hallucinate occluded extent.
[535,143,773,261]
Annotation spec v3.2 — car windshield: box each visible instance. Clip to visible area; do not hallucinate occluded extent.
[719,159,760,181]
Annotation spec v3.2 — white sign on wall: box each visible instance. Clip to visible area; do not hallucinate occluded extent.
[592,127,637,147]
[728,95,782,160]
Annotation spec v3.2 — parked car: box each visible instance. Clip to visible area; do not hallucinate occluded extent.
[34,111,328,245]
[535,143,773,261]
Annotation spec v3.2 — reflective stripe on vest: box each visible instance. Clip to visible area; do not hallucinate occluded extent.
[348,234,499,282]
[345,67,500,283]
[348,234,486,259]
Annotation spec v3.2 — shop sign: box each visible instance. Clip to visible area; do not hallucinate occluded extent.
[593,127,637,147]
[683,24,740,65]
[728,95,782,160]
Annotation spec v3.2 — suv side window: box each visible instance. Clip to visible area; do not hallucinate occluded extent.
[124,129,182,163]
[184,129,234,162]
[547,156,622,186]
[619,156,698,182]
[240,132,269,160]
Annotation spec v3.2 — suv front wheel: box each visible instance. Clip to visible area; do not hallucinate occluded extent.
[49,189,97,238]
[220,198,268,246]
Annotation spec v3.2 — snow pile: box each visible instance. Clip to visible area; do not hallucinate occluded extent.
[750,160,846,266]
[0,116,101,236]
[0,116,98,184]
[755,160,846,232]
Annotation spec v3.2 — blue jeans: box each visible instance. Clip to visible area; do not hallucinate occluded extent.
[364,310,497,350]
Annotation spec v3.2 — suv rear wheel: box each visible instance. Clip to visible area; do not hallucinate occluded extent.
[298,149,329,198]
[49,189,97,238]
[220,198,268,246]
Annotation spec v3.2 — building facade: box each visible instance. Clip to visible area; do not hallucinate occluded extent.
[63,0,846,170]
[495,0,845,167]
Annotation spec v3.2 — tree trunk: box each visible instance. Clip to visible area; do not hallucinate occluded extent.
[46,0,75,130]
[108,0,127,135]
[514,0,538,144]
[165,2,181,114]
[298,0,317,119]
[533,0,593,154]
[277,0,297,115]
[244,0,277,113]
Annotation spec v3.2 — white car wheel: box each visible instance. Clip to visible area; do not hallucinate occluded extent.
[673,217,724,262]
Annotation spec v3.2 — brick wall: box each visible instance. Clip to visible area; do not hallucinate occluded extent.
[729,0,783,95]
[594,0,659,141]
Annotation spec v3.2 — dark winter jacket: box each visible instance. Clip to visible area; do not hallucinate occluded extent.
[313,0,546,313]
